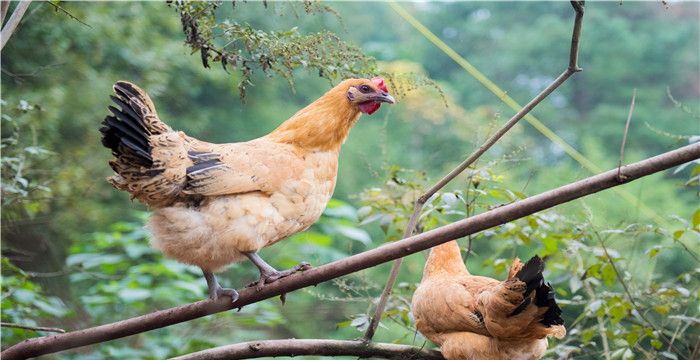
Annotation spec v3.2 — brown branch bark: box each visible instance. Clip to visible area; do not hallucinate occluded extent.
[0,0,31,50]
[170,339,444,360]
[3,143,697,360]
[363,0,585,340]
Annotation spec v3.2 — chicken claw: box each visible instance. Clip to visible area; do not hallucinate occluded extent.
[245,252,311,291]
[203,269,239,303]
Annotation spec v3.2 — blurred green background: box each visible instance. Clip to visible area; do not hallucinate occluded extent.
[1,1,698,359]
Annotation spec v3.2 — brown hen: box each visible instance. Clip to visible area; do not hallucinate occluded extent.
[411,241,565,360]
[101,78,394,302]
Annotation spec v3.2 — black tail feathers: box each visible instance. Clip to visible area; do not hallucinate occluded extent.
[100,82,160,167]
[510,256,564,327]
[515,255,545,298]
[535,281,564,327]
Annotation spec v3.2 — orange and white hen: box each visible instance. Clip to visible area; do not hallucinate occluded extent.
[411,241,565,360]
[101,78,394,302]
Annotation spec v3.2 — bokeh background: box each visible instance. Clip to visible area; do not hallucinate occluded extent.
[2,1,698,359]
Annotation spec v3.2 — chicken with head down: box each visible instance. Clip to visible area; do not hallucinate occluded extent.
[411,241,565,360]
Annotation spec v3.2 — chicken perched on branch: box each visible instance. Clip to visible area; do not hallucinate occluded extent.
[411,241,565,360]
[101,78,395,302]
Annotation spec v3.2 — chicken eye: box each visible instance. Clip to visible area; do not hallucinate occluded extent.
[359,85,371,93]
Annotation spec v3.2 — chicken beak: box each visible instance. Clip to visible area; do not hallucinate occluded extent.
[375,92,396,104]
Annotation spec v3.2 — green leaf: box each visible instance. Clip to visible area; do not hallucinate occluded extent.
[356,205,372,220]
[335,226,371,245]
[624,328,639,346]
[336,320,352,328]
[660,351,678,359]
[569,275,582,294]
[118,288,152,303]
[323,199,357,220]
[581,327,596,344]
[692,208,700,229]
[542,236,558,253]
[588,299,603,313]
[350,315,369,331]
[602,264,616,287]
[34,297,68,317]
[647,246,662,258]
[295,232,332,246]
[609,303,628,323]
[586,263,602,279]
[654,303,671,315]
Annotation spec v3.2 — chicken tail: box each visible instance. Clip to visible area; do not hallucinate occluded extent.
[513,256,564,327]
[481,256,565,340]
[100,81,170,165]
[100,81,188,207]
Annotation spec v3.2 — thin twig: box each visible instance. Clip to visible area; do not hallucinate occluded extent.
[617,88,637,182]
[2,142,696,360]
[0,0,32,50]
[171,339,444,360]
[0,322,66,334]
[46,1,91,28]
[363,0,586,341]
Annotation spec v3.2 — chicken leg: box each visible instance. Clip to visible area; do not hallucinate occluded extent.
[202,269,239,303]
[245,252,311,290]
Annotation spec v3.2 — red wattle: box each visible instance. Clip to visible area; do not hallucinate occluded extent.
[359,101,381,115]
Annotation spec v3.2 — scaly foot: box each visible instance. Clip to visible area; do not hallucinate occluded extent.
[209,284,239,303]
[247,261,312,290]
[202,269,239,303]
[244,252,312,292]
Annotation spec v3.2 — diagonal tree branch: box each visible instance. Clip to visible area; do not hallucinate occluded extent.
[2,142,697,360]
[0,0,32,51]
[363,0,585,340]
[170,339,445,360]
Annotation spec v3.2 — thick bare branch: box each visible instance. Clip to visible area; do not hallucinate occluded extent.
[363,0,585,340]
[171,339,444,360]
[3,142,697,360]
[0,0,31,51]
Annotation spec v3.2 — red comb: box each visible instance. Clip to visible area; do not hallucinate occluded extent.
[372,77,388,92]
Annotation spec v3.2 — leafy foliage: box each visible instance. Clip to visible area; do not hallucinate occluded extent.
[354,163,699,359]
[1,258,70,345]
[171,1,377,98]
[1,99,53,217]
